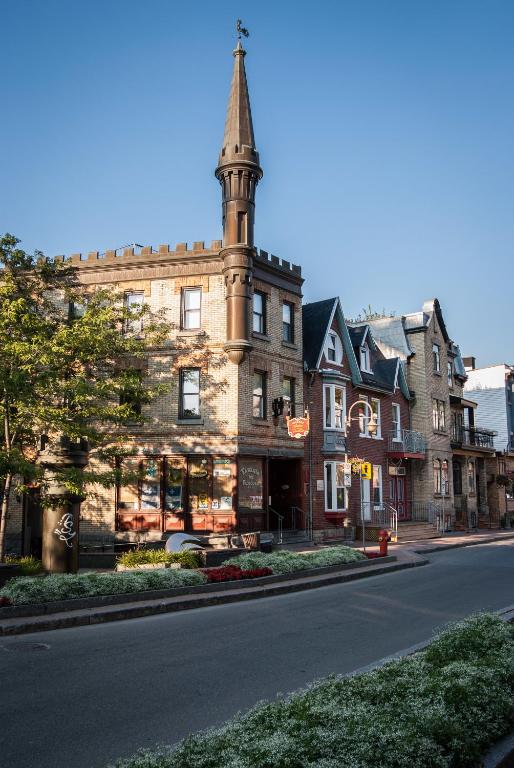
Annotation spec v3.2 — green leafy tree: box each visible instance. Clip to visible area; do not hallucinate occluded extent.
[0,234,170,560]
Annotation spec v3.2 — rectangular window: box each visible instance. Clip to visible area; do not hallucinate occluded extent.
[323,384,345,430]
[283,376,295,417]
[165,459,185,511]
[360,344,371,372]
[327,333,336,362]
[324,461,347,511]
[447,361,453,387]
[282,302,294,343]
[124,292,144,334]
[181,287,201,330]
[213,459,233,510]
[188,457,210,511]
[119,370,143,417]
[253,371,266,419]
[253,291,266,334]
[373,465,383,509]
[179,368,201,419]
[432,399,446,431]
[359,395,369,436]
[371,398,381,438]
[392,403,401,441]
[433,344,441,373]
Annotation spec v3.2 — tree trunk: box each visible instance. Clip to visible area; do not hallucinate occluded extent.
[0,472,13,562]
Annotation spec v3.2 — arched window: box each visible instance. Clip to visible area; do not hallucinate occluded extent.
[433,459,441,494]
[442,460,449,495]
[467,460,476,493]
[453,461,462,495]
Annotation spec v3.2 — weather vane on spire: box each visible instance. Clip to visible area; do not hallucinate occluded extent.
[236,19,249,40]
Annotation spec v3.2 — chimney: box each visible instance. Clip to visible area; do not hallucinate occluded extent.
[463,356,476,371]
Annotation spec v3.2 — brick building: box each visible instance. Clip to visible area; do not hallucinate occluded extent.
[17,40,305,556]
[365,299,497,534]
[302,298,415,543]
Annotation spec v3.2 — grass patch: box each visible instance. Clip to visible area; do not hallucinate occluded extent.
[224,545,365,575]
[0,568,207,605]
[110,614,514,768]
[116,549,202,569]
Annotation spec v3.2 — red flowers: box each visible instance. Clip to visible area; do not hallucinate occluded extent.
[201,565,272,583]
[0,596,12,606]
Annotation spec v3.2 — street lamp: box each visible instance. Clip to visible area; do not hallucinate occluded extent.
[345,399,378,551]
[345,400,378,437]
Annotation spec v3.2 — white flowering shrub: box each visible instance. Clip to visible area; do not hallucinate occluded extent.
[111,615,514,768]
[0,568,207,605]
[224,546,365,575]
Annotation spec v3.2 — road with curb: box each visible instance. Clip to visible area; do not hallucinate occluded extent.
[1,539,514,768]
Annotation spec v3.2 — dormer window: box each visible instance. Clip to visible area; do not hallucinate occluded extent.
[325,332,343,365]
[360,343,371,372]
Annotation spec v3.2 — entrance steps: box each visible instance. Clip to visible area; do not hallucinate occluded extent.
[274,529,312,549]
[395,522,439,542]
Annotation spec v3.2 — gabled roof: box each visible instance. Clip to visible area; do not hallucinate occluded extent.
[302,298,338,371]
[302,298,362,382]
[354,317,414,361]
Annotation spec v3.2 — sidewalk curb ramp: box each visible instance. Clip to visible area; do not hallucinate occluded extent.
[0,552,427,636]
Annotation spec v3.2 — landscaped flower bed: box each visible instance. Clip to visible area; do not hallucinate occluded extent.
[116,549,202,570]
[201,565,273,583]
[0,568,207,605]
[110,614,514,768]
[224,545,366,575]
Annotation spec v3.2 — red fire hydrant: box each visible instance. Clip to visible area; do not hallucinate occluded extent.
[378,529,390,557]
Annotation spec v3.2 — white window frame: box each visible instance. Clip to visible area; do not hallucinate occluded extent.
[373,464,383,510]
[325,331,343,366]
[124,291,144,334]
[432,343,441,373]
[323,383,346,431]
[433,398,446,432]
[371,398,382,439]
[392,403,401,441]
[181,287,202,330]
[358,394,369,437]
[324,461,347,511]
[447,361,453,387]
[360,343,372,373]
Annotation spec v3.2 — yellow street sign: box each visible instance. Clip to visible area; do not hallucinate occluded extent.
[361,462,372,480]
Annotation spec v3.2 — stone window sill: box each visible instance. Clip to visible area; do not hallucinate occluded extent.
[282,341,298,350]
[252,419,270,427]
[252,332,271,342]
[177,418,204,426]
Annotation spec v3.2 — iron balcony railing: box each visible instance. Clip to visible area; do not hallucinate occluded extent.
[451,425,496,450]
[388,429,427,455]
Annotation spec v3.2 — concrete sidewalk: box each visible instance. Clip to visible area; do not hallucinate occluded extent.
[393,528,514,554]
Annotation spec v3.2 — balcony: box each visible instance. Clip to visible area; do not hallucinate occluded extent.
[387,429,427,459]
[451,425,496,451]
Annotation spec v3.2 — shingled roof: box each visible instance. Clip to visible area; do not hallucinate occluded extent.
[302,298,338,370]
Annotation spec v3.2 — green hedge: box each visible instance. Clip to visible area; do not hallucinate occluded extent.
[116,549,202,570]
[224,545,365,575]
[110,614,514,768]
[0,568,207,605]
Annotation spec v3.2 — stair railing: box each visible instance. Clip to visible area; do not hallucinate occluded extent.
[268,506,284,544]
[291,506,311,541]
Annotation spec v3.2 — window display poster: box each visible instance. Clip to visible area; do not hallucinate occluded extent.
[239,459,264,509]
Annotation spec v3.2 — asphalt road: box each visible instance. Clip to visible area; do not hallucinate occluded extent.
[2,541,514,768]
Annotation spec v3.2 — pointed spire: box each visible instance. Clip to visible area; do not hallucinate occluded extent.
[218,41,260,168]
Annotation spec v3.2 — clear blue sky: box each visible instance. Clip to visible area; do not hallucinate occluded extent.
[2,0,513,366]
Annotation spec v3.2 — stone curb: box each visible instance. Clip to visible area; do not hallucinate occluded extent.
[404,531,514,554]
[0,555,397,620]
[0,554,427,636]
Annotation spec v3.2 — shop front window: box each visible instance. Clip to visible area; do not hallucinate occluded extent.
[165,459,185,511]
[213,459,233,510]
[188,457,210,511]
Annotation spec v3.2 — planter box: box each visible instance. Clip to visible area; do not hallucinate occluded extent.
[116,563,181,572]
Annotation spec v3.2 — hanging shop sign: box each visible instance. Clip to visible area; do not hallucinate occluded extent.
[286,414,310,439]
[361,462,373,480]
